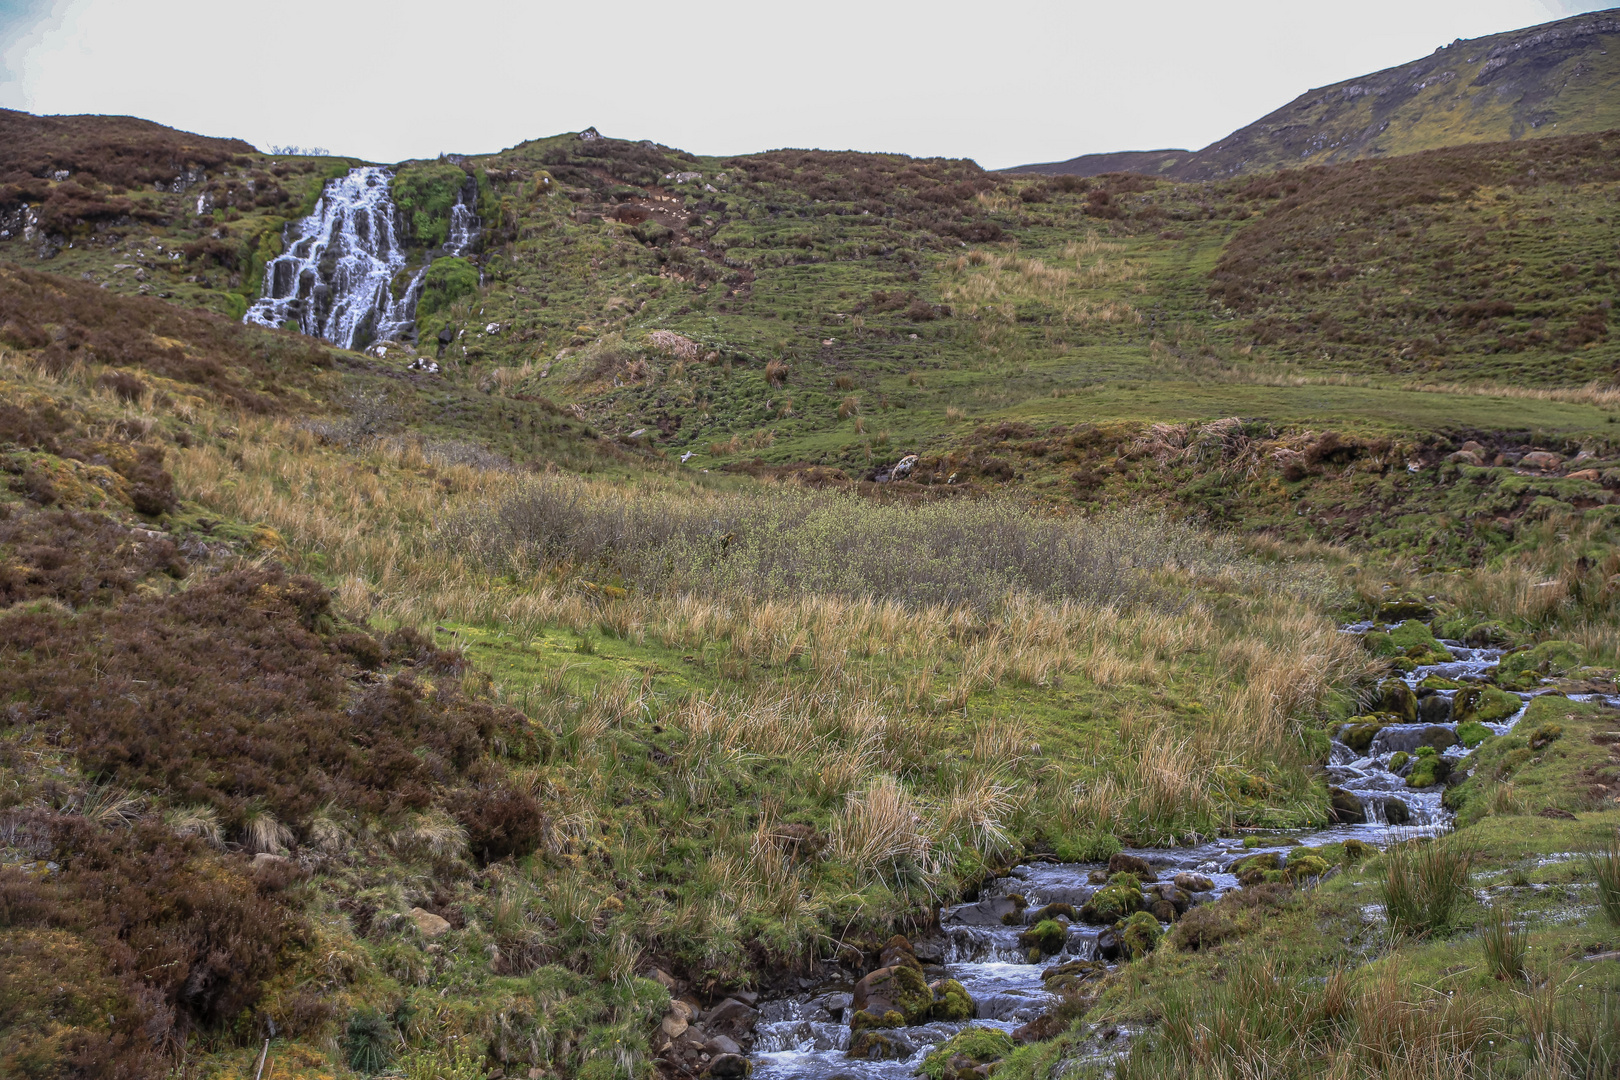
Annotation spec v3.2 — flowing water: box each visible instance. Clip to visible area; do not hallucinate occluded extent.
[243,165,478,350]
[748,628,1612,1080]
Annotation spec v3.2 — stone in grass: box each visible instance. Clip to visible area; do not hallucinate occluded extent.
[1119,911,1162,959]
[1030,902,1080,924]
[1453,685,1520,724]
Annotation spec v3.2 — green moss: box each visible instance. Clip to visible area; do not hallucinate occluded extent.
[1018,919,1068,954]
[1120,910,1163,959]
[929,978,975,1022]
[1455,721,1491,749]
[1339,719,1389,754]
[1082,874,1144,923]
[417,256,480,325]
[1407,746,1451,788]
[918,1028,1016,1080]
[1051,830,1121,862]
[1388,751,1410,772]
[1285,854,1331,881]
[393,162,473,249]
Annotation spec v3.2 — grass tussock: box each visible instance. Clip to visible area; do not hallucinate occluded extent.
[1379,837,1475,937]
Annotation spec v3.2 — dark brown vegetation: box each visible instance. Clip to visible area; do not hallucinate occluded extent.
[0,109,254,193]
[1207,131,1620,379]
[0,263,327,409]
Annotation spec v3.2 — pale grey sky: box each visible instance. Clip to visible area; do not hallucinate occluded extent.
[0,0,1613,169]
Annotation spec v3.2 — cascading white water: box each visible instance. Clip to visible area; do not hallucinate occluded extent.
[244,165,478,350]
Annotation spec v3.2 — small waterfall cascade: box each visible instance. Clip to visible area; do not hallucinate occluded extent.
[243,165,479,350]
[745,626,1620,1080]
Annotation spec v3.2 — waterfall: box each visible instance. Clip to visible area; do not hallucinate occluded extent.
[244,165,479,350]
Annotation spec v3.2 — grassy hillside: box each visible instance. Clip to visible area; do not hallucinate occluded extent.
[2,100,1620,1080]
[1009,8,1620,179]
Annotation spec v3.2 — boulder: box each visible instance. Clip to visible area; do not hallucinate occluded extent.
[1377,598,1433,622]
[708,1054,750,1078]
[1079,873,1144,924]
[408,907,452,938]
[1230,853,1280,886]
[878,935,922,972]
[1017,920,1068,954]
[705,1034,742,1056]
[1378,680,1419,722]
[1173,871,1215,893]
[1381,798,1411,826]
[1148,898,1178,923]
[1108,852,1157,881]
[1339,718,1390,754]
[1120,911,1162,959]
[1152,883,1193,914]
[1041,958,1103,992]
[1095,925,1123,962]
[705,998,758,1034]
[1030,902,1079,923]
[928,978,975,1021]
[850,964,932,1028]
[848,1031,911,1060]
[1520,451,1564,471]
[1013,1013,1067,1043]
[947,895,1025,926]
[1329,786,1366,825]
[1373,725,1457,754]
[1569,469,1601,482]
[661,1013,689,1039]
[1417,693,1452,725]
[1445,450,1483,466]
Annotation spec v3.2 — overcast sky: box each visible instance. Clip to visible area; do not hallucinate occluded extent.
[0,0,1612,169]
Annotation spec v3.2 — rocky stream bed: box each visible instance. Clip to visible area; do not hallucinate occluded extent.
[649,623,1619,1080]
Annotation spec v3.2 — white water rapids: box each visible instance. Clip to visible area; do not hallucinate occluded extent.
[244,165,478,350]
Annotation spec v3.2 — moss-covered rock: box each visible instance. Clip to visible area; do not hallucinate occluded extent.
[1017,919,1068,954]
[1119,910,1163,959]
[1529,723,1564,750]
[1285,853,1331,881]
[1339,717,1390,753]
[1419,674,1462,691]
[1388,751,1411,773]
[1342,838,1375,862]
[917,1028,1015,1080]
[1030,902,1079,924]
[1453,684,1520,723]
[928,979,975,1022]
[1231,852,1280,886]
[1465,621,1518,647]
[849,963,932,1028]
[1407,746,1451,788]
[1041,958,1104,993]
[848,1030,908,1059]
[1079,873,1144,924]
[1376,598,1433,622]
[1497,641,1585,688]
[1455,721,1491,748]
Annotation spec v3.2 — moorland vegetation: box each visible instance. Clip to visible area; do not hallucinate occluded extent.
[2,19,1620,1077]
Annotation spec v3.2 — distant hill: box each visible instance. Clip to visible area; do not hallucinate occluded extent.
[1007,8,1620,179]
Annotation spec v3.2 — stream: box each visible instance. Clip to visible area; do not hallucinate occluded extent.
[744,628,1614,1080]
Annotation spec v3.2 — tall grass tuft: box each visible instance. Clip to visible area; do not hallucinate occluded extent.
[1481,902,1527,981]
[1587,837,1620,927]
[1379,838,1474,936]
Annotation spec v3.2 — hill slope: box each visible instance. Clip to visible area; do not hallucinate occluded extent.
[1008,8,1620,178]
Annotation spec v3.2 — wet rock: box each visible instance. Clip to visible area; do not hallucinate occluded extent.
[1030,902,1080,923]
[850,964,932,1028]
[1041,958,1103,992]
[708,1053,751,1077]
[1086,868,1111,885]
[1095,926,1123,962]
[1013,1013,1067,1042]
[1108,852,1157,881]
[1381,798,1411,826]
[1375,725,1458,754]
[1378,679,1419,722]
[1018,920,1068,954]
[928,978,975,1021]
[1151,883,1193,914]
[1339,718,1391,753]
[1173,871,1215,893]
[848,1031,912,1060]
[1418,694,1452,725]
[910,938,945,964]
[1080,873,1144,924]
[1148,898,1178,922]
[1329,786,1367,825]
[948,894,1025,926]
